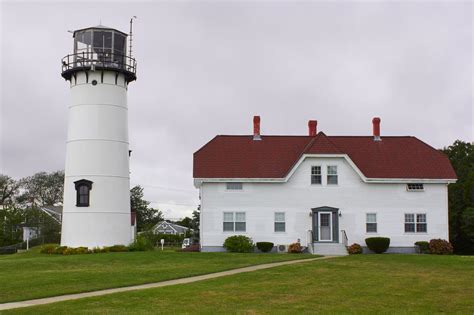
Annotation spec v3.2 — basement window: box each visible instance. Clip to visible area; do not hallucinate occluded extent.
[226,182,243,190]
[407,183,424,191]
[74,179,93,207]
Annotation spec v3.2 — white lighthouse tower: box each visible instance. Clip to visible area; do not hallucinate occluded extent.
[60,25,137,247]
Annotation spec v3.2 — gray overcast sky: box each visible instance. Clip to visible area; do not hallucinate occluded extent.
[1,1,472,218]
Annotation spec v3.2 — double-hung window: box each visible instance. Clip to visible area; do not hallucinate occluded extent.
[223,212,246,232]
[74,179,93,207]
[274,212,286,232]
[366,213,377,233]
[327,166,338,185]
[311,166,322,184]
[405,213,427,233]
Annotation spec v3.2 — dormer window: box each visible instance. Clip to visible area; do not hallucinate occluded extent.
[407,183,424,191]
[74,179,93,207]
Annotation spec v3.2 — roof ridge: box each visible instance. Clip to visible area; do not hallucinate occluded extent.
[304,132,343,154]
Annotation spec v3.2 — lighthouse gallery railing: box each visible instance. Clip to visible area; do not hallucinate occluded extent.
[61,51,137,80]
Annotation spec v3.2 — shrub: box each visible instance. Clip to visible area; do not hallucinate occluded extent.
[109,245,129,252]
[223,235,254,253]
[256,242,274,253]
[40,244,58,254]
[365,237,390,254]
[63,247,78,255]
[92,247,102,254]
[415,241,430,254]
[100,246,110,253]
[429,239,453,255]
[180,244,200,252]
[347,243,363,254]
[75,247,90,254]
[53,246,68,255]
[129,235,154,252]
[288,242,302,253]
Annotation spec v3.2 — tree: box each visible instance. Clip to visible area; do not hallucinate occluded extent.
[175,217,193,228]
[20,171,64,206]
[191,206,200,242]
[130,185,163,232]
[442,141,474,254]
[0,175,22,206]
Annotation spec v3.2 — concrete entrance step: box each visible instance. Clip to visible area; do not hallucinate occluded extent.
[313,243,348,256]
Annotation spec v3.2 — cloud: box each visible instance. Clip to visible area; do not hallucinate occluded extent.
[1,1,472,218]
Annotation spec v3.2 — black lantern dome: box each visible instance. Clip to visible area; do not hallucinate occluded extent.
[61,25,137,83]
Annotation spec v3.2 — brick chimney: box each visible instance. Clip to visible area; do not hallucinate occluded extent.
[253,116,261,140]
[308,120,317,136]
[372,117,381,141]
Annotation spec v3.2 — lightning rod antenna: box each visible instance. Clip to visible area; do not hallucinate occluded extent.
[129,16,137,58]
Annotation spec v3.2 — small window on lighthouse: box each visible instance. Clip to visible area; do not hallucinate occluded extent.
[74,179,93,207]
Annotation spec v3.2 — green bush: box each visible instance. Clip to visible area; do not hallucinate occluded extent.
[256,242,274,253]
[53,246,68,255]
[365,237,390,254]
[109,245,129,252]
[288,243,302,253]
[429,239,453,255]
[76,247,90,254]
[348,243,363,254]
[92,247,102,254]
[40,244,58,254]
[415,241,430,254]
[223,235,254,253]
[129,235,154,252]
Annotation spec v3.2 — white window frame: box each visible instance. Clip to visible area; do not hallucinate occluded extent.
[407,183,424,191]
[223,212,234,232]
[311,166,322,185]
[404,213,427,233]
[274,212,286,232]
[235,212,246,232]
[366,213,377,233]
[327,165,338,185]
[223,211,246,232]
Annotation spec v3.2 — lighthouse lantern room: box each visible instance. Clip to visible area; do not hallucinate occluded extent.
[60,25,137,248]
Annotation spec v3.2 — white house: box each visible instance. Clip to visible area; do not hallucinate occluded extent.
[193,116,457,255]
[152,221,192,236]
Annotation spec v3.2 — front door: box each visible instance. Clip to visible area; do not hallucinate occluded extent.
[318,211,333,241]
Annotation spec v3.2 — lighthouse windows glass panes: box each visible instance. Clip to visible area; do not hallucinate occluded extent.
[93,31,113,61]
[78,186,89,205]
[75,31,92,54]
[74,179,93,207]
[113,33,126,65]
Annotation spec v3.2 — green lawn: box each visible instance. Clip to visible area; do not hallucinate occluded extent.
[0,247,314,304]
[5,254,474,314]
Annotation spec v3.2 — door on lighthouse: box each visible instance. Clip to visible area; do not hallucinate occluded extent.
[318,212,333,241]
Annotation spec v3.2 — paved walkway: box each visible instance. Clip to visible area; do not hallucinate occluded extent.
[0,256,335,311]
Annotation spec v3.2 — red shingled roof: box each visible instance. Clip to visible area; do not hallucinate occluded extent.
[193,132,457,180]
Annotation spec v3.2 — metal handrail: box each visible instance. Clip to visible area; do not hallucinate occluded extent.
[307,230,314,254]
[61,51,137,76]
[341,230,348,247]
